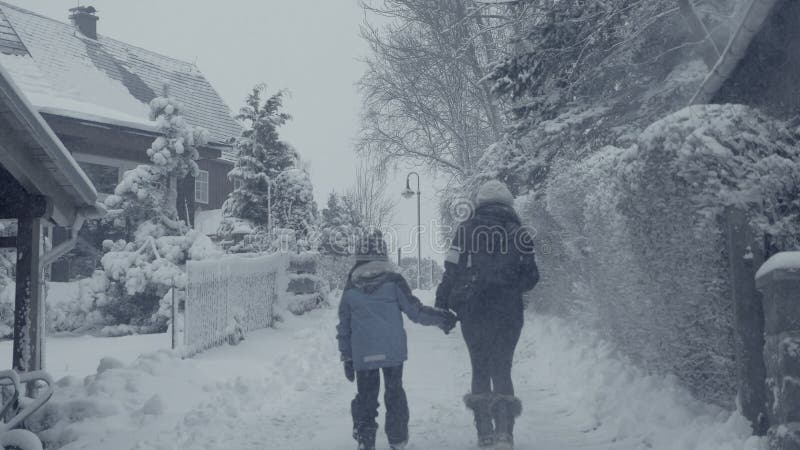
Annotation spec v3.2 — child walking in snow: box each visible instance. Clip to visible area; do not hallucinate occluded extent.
[336,230,457,450]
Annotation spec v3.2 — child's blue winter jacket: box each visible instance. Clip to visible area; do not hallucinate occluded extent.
[336,261,451,371]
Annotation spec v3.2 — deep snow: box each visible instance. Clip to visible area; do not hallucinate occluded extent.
[27,291,765,450]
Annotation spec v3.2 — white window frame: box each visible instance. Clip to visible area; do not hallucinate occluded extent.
[195,170,209,204]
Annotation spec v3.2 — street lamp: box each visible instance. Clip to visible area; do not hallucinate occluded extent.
[401,172,421,290]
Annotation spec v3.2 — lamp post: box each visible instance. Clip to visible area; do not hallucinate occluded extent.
[401,172,421,290]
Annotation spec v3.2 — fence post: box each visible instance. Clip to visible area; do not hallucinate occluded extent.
[725,207,768,435]
[756,252,800,450]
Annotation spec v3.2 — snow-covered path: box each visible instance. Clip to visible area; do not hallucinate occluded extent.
[44,292,764,450]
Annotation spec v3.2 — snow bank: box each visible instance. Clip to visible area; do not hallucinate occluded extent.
[520,314,767,450]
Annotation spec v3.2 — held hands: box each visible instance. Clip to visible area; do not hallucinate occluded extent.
[438,311,458,335]
[343,360,355,382]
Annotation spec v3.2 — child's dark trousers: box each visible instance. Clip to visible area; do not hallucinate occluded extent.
[351,364,409,446]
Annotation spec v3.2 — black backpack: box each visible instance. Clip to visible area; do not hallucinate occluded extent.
[467,221,528,287]
[448,217,537,307]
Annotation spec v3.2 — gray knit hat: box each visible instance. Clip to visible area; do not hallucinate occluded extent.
[476,180,514,207]
[355,230,388,262]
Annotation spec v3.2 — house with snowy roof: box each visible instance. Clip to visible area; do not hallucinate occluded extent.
[0,3,242,221]
[0,3,243,279]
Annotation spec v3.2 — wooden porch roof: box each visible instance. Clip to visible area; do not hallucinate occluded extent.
[0,62,102,226]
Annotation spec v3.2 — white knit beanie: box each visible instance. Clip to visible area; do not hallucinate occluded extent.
[476,180,514,207]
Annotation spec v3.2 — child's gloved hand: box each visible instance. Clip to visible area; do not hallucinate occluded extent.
[343,360,355,382]
[439,312,458,335]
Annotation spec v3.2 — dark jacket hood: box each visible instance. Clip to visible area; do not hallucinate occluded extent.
[348,260,402,293]
[473,202,521,226]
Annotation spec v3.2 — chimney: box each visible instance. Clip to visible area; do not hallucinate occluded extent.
[68,6,98,40]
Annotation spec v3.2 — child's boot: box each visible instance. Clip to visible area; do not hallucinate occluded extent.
[464,393,495,447]
[356,425,377,450]
[492,395,522,450]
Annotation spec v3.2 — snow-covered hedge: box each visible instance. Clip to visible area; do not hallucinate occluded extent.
[539,104,800,407]
[317,254,355,291]
[285,253,330,316]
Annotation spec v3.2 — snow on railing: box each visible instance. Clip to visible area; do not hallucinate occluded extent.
[183,252,289,357]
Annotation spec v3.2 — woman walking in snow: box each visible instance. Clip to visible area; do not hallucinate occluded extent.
[435,180,539,449]
[336,230,457,450]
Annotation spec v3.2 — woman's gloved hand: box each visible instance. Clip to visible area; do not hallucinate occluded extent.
[439,311,458,335]
[343,360,355,382]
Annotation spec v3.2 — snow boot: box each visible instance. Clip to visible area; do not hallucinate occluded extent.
[492,395,522,450]
[356,425,377,450]
[464,393,495,448]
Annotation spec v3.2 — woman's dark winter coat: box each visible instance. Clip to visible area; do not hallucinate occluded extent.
[435,202,539,316]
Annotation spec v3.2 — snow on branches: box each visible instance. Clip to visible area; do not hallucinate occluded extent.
[107,88,209,230]
[99,86,218,331]
[625,104,800,248]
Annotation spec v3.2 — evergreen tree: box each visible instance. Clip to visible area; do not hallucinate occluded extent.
[106,84,208,232]
[318,191,356,255]
[270,168,317,236]
[223,85,297,227]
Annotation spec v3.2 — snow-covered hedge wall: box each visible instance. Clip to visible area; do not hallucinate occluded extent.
[539,104,800,407]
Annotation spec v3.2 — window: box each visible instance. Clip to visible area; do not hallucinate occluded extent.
[77,162,119,195]
[195,170,209,204]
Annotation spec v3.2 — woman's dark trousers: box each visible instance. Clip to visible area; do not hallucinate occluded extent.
[460,297,524,444]
[351,364,409,447]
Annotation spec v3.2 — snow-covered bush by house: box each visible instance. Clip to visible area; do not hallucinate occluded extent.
[46,274,108,334]
[540,104,800,407]
[100,87,219,333]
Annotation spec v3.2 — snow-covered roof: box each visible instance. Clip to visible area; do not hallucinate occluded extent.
[0,61,104,226]
[0,2,242,155]
[756,251,800,281]
[690,0,781,105]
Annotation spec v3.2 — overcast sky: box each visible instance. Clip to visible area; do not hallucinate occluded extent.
[16,0,444,262]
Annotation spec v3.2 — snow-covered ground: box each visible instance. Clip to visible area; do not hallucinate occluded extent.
[29,291,765,450]
[0,333,170,381]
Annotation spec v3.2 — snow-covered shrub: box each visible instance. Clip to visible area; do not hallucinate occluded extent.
[541,104,800,407]
[100,229,221,331]
[46,274,108,333]
[317,254,355,291]
[99,87,218,333]
[634,105,800,249]
[285,253,330,315]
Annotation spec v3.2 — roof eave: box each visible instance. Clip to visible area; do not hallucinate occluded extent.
[0,63,98,213]
[690,0,781,105]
